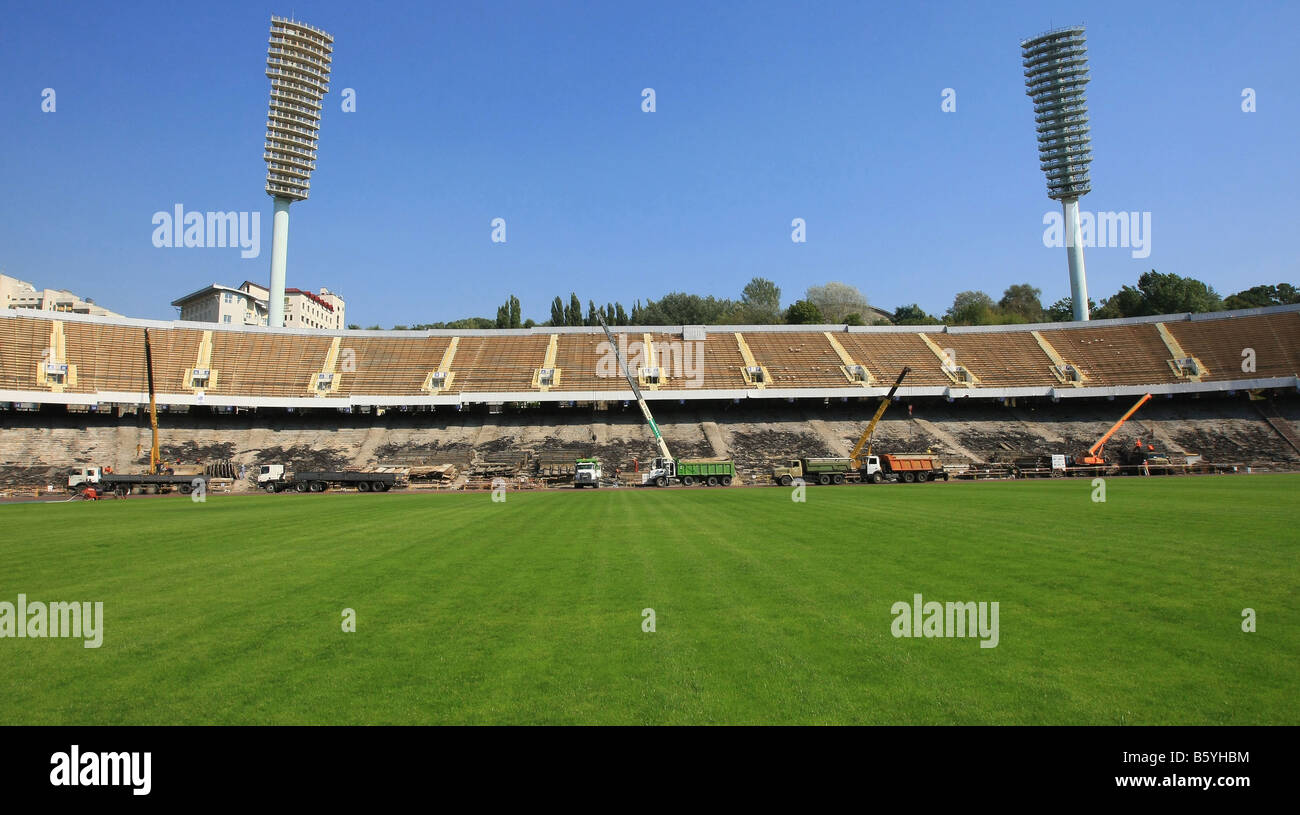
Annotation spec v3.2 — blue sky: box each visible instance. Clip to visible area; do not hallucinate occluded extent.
[1,0,1296,325]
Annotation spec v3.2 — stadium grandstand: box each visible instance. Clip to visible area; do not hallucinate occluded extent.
[2,304,1298,488]
[1,305,1296,406]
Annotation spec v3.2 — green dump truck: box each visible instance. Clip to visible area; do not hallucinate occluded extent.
[642,456,735,487]
[772,457,856,486]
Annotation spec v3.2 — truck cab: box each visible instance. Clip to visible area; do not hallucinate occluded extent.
[772,460,806,485]
[573,459,602,488]
[68,467,102,490]
[641,456,677,486]
[257,464,287,486]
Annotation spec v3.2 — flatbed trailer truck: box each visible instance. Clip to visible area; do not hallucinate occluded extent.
[68,466,207,496]
[258,465,404,493]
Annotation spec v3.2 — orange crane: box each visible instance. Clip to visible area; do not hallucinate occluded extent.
[1079,393,1152,466]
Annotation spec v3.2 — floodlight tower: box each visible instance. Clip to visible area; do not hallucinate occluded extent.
[263,16,333,327]
[1022,26,1092,321]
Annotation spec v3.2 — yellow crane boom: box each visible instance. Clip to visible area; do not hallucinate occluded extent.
[144,328,160,475]
[850,367,910,468]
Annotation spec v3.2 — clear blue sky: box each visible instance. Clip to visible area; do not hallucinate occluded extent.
[1,0,1296,325]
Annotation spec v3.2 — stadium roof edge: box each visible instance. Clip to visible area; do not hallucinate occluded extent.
[2,302,1297,338]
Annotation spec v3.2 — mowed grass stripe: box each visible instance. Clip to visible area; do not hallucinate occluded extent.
[0,476,1295,724]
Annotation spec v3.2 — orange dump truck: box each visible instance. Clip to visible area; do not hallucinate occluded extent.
[878,454,948,483]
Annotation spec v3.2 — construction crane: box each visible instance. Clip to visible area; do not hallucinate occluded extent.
[143,328,161,475]
[597,314,673,463]
[849,366,910,469]
[1079,392,1152,466]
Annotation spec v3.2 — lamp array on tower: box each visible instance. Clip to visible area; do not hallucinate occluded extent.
[263,16,333,327]
[1022,26,1093,321]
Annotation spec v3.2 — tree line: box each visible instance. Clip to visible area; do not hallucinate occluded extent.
[349,274,1297,330]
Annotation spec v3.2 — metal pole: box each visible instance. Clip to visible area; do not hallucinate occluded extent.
[1063,197,1090,321]
[268,196,291,327]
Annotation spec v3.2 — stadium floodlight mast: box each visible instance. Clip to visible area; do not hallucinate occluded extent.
[263,16,333,328]
[1022,26,1093,321]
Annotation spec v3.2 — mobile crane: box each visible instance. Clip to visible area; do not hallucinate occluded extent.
[68,329,211,497]
[596,315,735,486]
[1078,393,1152,467]
[849,366,911,468]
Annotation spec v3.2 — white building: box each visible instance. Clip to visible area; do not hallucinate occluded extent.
[0,273,122,317]
[171,280,344,330]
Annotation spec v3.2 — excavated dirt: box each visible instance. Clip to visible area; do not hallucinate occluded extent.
[1,395,1297,490]
[245,445,353,471]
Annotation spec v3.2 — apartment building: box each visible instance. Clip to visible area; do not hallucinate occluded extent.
[172,280,344,330]
[0,273,122,317]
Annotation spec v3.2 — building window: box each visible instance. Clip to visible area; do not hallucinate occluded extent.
[224,293,234,303]
[223,315,232,324]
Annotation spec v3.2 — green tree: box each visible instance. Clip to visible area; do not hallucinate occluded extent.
[1046,297,1098,322]
[784,300,824,324]
[550,296,565,326]
[615,303,628,325]
[805,282,869,323]
[842,312,864,326]
[945,290,997,325]
[893,304,940,325]
[637,293,738,325]
[509,295,521,328]
[998,284,1045,322]
[566,293,582,326]
[1223,283,1300,310]
[1094,271,1222,318]
[741,277,782,322]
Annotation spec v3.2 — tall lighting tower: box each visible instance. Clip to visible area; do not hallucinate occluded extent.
[1022,26,1092,321]
[263,16,333,327]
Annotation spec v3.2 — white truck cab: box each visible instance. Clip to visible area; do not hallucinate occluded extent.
[640,456,677,486]
[573,459,602,488]
[257,464,287,485]
[68,467,103,489]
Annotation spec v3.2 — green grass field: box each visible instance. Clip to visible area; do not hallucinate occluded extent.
[1,475,1296,725]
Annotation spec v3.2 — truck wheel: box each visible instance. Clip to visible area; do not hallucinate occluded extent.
[721,476,732,486]
[373,482,388,492]
[265,484,278,493]
[655,476,668,488]
[707,476,718,487]
[179,484,192,495]
[833,474,845,485]
[296,482,309,493]
[682,476,694,487]
[115,486,129,498]
[902,472,916,483]
[779,475,792,487]
[358,481,371,492]
[311,481,326,493]
[818,474,830,485]
[870,472,883,484]
[916,472,928,483]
